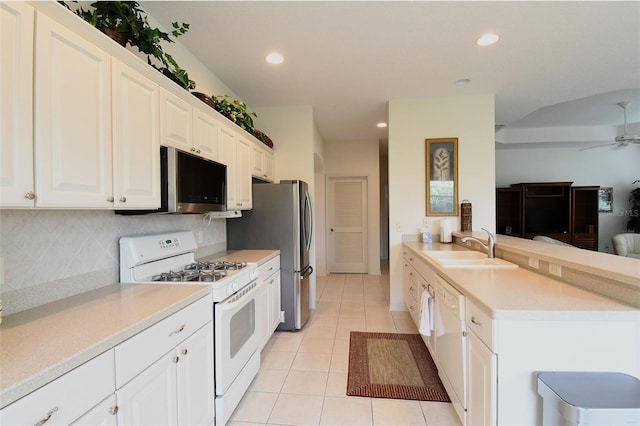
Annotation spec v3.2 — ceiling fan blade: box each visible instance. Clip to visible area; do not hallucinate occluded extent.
[579,142,617,151]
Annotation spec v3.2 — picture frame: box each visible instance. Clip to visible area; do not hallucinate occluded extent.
[598,187,613,213]
[426,138,458,216]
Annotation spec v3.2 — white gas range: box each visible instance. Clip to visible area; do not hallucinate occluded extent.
[119,231,262,426]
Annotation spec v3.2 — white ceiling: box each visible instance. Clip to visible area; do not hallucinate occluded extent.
[141,1,640,144]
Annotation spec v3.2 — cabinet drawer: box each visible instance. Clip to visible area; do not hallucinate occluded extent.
[115,295,211,387]
[466,298,495,351]
[258,255,280,279]
[1,350,115,426]
[404,249,436,285]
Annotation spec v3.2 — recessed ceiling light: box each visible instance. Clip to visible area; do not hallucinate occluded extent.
[265,52,284,65]
[455,78,471,86]
[377,122,388,128]
[476,33,499,46]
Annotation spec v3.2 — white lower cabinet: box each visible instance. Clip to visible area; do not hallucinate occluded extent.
[466,330,497,426]
[257,255,282,350]
[115,296,214,425]
[116,321,214,426]
[0,350,116,425]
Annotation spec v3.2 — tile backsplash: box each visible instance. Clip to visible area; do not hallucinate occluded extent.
[0,209,226,314]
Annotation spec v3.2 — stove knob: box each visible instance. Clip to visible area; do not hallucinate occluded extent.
[226,285,235,296]
[231,281,240,293]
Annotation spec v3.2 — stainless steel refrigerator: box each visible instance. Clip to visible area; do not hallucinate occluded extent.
[227,180,313,331]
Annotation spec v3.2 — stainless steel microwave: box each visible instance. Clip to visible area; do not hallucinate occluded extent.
[118,146,226,215]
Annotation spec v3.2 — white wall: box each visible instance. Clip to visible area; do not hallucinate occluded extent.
[496,143,640,252]
[314,125,327,277]
[324,139,381,275]
[388,94,495,309]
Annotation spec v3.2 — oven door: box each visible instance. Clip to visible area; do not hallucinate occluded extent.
[214,281,260,396]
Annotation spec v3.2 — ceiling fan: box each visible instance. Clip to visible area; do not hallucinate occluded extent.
[614,101,640,144]
[580,101,640,150]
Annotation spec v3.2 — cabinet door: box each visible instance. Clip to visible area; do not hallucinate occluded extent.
[236,135,253,209]
[218,123,237,208]
[176,322,215,426]
[467,331,497,426]
[116,352,178,425]
[71,394,118,426]
[160,89,192,151]
[264,150,275,182]
[0,2,34,207]
[34,12,112,208]
[193,106,219,161]
[251,142,265,177]
[255,282,270,351]
[111,59,160,209]
[269,271,282,332]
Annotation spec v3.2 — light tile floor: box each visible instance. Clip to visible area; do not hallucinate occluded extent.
[228,269,461,426]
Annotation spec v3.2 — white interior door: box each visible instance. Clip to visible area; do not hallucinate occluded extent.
[327,177,368,273]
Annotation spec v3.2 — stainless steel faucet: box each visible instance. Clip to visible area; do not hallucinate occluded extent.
[460,228,496,258]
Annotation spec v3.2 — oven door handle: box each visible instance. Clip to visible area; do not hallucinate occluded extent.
[216,281,262,312]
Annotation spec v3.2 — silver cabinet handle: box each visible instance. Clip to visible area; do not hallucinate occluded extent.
[196,149,201,154]
[471,316,482,326]
[173,356,180,363]
[119,196,127,203]
[409,305,415,311]
[181,349,188,356]
[107,196,114,202]
[34,407,58,426]
[108,406,119,415]
[170,324,186,336]
[191,147,196,152]
[25,191,36,200]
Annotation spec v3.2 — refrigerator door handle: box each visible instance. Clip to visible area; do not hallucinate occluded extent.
[303,191,313,251]
[301,265,314,279]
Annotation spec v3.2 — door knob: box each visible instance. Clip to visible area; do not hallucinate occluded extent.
[330,228,334,232]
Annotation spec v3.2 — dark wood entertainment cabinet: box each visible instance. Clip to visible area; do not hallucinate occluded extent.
[496,182,600,251]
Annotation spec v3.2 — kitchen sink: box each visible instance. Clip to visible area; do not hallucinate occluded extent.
[425,251,518,268]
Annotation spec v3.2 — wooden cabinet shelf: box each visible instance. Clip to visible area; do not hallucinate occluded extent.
[496,182,599,251]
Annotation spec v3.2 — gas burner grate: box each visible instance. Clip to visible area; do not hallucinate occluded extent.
[152,268,228,282]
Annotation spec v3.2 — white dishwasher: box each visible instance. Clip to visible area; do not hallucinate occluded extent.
[435,274,467,424]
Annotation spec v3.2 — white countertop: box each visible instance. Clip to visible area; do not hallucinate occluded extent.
[199,249,280,265]
[0,249,278,409]
[403,242,640,321]
[0,283,211,409]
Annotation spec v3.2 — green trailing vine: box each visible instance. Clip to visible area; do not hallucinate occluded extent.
[60,1,195,90]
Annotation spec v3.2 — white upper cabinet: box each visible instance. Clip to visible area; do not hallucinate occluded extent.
[161,89,221,162]
[34,12,113,208]
[0,2,34,207]
[251,141,274,182]
[1,2,271,211]
[192,105,219,161]
[218,122,238,209]
[111,58,161,209]
[236,135,253,209]
[160,89,193,151]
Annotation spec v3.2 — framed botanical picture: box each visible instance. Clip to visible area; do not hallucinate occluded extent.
[426,138,458,216]
[598,187,613,213]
